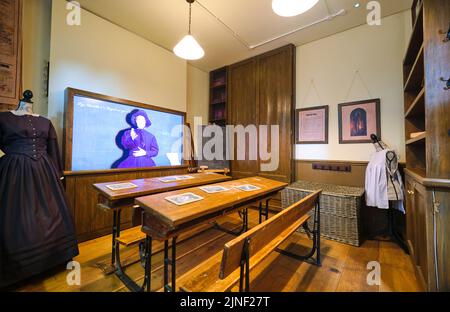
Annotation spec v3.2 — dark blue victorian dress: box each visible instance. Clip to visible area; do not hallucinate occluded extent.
[0,112,79,288]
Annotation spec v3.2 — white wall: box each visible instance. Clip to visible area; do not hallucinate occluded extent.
[295,11,411,162]
[186,64,209,127]
[48,0,187,140]
[22,0,52,117]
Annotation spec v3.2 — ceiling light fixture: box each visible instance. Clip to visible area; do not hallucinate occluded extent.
[173,0,205,60]
[272,0,320,17]
[354,3,361,8]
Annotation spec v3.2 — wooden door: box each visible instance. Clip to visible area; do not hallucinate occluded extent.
[412,182,430,288]
[227,58,258,179]
[0,0,22,111]
[257,45,295,183]
[424,0,450,179]
[434,188,450,291]
[405,176,416,256]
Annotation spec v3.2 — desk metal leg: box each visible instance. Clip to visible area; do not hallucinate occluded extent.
[143,236,152,292]
[259,199,271,222]
[164,237,178,292]
[111,210,118,266]
[115,233,152,292]
[111,209,122,267]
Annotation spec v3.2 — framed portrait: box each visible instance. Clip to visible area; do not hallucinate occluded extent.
[338,99,381,144]
[295,106,329,144]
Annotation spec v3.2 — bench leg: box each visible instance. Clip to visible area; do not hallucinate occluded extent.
[275,202,322,266]
[239,237,251,292]
[114,232,151,292]
[164,237,178,292]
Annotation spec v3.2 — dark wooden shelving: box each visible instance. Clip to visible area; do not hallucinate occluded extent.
[209,67,228,125]
[406,132,426,145]
[403,1,423,66]
[404,44,424,92]
[405,87,425,119]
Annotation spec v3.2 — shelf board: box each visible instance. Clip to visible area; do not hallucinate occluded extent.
[211,83,226,89]
[403,2,424,66]
[209,119,226,124]
[406,132,426,145]
[404,44,424,92]
[405,87,425,119]
[211,101,226,105]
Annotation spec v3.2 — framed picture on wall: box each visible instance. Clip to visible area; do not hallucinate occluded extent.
[295,105,329,144]
[338,99,381,144]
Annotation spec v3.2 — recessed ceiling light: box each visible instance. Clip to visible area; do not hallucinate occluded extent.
[354,3,361,8]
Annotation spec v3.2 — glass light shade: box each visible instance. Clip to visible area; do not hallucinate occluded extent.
[173,34,205,60]
[272,0,319,17]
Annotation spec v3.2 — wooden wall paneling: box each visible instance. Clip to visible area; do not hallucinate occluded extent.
[295,160,370,187]
[423,0,450,180]
[0,0,22,111]
[227,58,259,179]
[257,45,295,183]
[65,167,188,242]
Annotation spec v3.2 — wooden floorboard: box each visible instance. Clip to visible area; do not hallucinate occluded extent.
[13,209,421,292]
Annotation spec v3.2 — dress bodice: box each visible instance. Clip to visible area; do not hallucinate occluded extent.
[0,112,55,160]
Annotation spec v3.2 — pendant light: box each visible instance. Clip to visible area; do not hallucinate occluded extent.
[272,0,319,17]
[173,0,205,60]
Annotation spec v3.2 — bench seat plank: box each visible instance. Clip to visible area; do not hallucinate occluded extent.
[177,191,321,292]
[178,214,311,292]
[115,226,146,246]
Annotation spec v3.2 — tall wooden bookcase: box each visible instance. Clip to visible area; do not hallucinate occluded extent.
[403,0,450,292]
[209,67,228,126]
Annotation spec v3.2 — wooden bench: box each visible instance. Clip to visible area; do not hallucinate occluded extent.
[176,190,321,292]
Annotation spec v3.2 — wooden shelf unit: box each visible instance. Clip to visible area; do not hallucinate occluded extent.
[209,67,228,126]
[403,0,450,292]
[403,2,426,177]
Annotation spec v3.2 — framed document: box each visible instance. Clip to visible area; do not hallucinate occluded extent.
[234,185,261,192]
[338,99,381,144]
[165,193,204,206]
[105,182,138,191]
[199,185,230,194]
[296,106,329,144]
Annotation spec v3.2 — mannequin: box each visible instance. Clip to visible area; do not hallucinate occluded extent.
[0,90,79,289]
[12,90,38,116]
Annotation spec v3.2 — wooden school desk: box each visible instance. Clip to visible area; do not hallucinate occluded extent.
[92,172,231,273]
[130,176,287,292]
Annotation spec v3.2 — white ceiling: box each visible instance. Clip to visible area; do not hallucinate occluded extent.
[76,0,413,72]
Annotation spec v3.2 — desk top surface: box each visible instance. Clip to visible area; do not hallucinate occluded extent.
[136,177,287,227]
[93,172,231,201]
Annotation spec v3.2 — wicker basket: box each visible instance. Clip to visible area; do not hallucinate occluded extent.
[281,181,365,246]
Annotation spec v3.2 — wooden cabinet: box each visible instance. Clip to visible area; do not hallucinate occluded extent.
[0,0,22,111]
[227,44,295,183]
[405,173,435,290]
[406,171,450,291]
[403,0,450,292]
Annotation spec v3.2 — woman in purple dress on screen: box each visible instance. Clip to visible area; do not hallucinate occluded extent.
[116,110,159,168]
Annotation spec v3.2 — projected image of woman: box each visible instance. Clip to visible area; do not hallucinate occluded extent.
[116,110,159,168]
